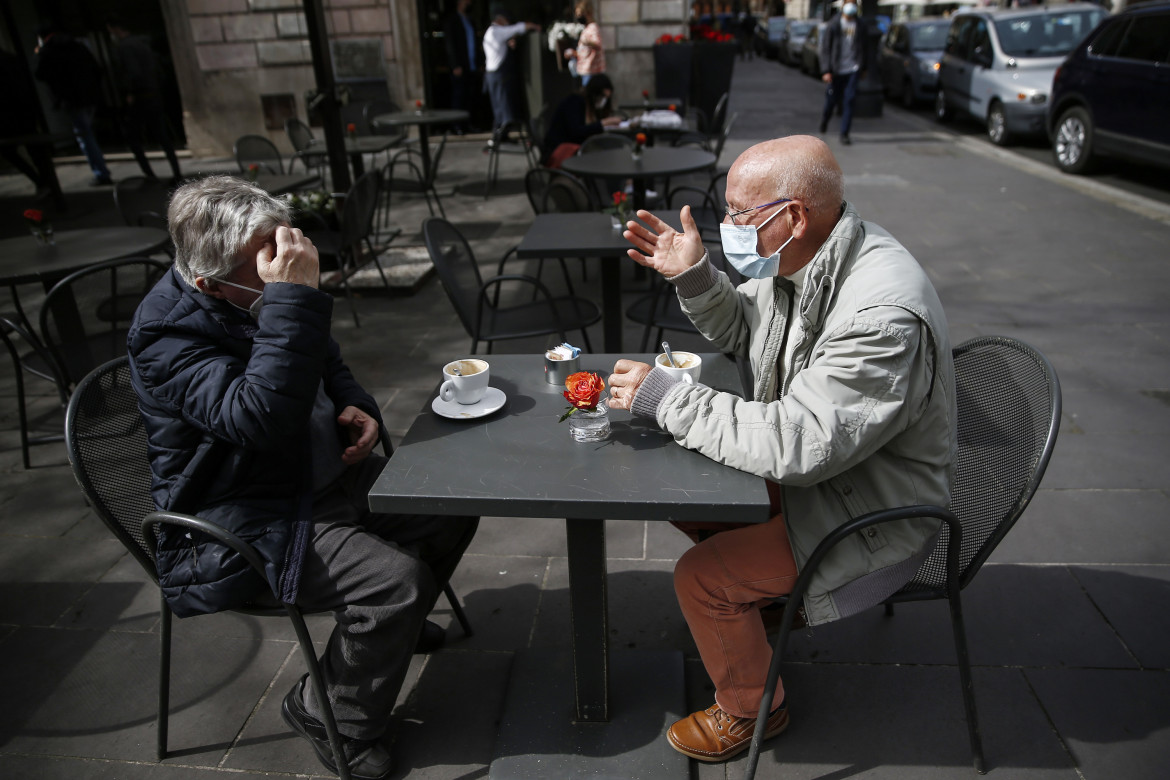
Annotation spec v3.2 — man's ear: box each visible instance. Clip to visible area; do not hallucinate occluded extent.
[194,276,226,299]
[789,202,810,240]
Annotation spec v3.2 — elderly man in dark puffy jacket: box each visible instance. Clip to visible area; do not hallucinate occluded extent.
[128,176,477,780]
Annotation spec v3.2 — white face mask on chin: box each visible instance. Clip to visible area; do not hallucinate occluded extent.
[718,202,795,279]
[211,278,264,320]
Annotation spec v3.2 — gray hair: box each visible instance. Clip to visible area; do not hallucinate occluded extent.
[167,175,290,287]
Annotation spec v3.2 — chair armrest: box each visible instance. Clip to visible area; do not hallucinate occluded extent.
[476,273,567,338]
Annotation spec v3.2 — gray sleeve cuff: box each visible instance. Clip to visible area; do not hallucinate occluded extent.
[666,249,721,299]
[630,366,681,420]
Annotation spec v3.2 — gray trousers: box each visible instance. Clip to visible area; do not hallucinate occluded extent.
[295,453,478,740]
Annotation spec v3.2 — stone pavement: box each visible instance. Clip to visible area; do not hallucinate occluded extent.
[1,56,1168,779]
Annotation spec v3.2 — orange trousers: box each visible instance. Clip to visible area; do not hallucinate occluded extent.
[672,484,798,718]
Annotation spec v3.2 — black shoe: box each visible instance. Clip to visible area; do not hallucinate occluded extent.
[414,619,446,654]
[281,675,393,780]
[818,119,828,134]
[841,134,852,145]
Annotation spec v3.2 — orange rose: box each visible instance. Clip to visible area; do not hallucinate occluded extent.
[563,371,605,411]
[635,132,647,146]
[23,208,43,222]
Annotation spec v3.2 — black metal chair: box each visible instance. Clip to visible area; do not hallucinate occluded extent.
[284,118,328,179]
[307,171,392,327]
[741,336,1063,779]
[422,217,601,355]
[234,134,284,175]
[484,119,536,199]
[65,356,473,779]
[378,132,448,222]
[1,314,69,468]
[623,246,740,353]
[113,175,171,231]
[524,167,600,289]
[38,256,170,389]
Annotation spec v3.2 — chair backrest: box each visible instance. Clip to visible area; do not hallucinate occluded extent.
[579,133,634,154]
[65,355,159,580]
[904,336,1061,593]
[713,111,737,161]
[39,257,170,388]
[284,117,316,152]
[234,134,284,175]
[525,168,597,214]
[421,217,485,339]
[710,92,730,139]
[338,170,381,248]
[113,176,171,230]
[424,133,448,185]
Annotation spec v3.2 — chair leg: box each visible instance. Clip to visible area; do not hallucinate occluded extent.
[157,591,172,761]
[443,582,474,637]
[286,605,352,780]
[741,597,803,780]
[949,594,986,773]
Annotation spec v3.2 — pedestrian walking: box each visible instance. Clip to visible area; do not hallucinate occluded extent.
[563,2,605,87]
[818,3,868,145]
[106,16,182,181]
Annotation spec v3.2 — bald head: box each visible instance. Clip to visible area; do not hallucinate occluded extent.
[728,135,844,232]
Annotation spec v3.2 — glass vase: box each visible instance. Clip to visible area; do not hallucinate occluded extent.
[568,400,610,443]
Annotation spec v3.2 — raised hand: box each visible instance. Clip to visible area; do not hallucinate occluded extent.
[623,205,706,279]
[257,225,319,289]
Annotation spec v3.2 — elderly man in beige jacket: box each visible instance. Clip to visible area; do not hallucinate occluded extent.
[608,135,957,763]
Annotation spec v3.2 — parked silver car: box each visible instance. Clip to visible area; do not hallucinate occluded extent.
[880,19,949,108]
[935,3,1106,145]
[780,19,816,68]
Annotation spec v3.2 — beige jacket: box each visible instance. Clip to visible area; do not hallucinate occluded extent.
[650,203,957,625]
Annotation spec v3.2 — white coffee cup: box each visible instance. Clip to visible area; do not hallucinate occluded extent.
[440,359,490,404]
[655,351,702,385]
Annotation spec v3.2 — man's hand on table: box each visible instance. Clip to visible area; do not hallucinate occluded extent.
[338,405,379,464]
[623,205,706,278]
[607,359,653,411]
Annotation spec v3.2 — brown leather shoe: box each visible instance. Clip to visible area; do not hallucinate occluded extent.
[666,702,789,762]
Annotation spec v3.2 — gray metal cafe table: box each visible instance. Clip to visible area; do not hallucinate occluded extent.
[516,212,681,354]
[368,353,770,778]
[305,134,400,178]
[0,226,171,334]
[561,146,716,211]
[370,107,469,180]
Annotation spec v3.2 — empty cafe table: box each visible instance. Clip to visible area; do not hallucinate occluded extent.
[368,353,768,778]
[561,146,716,211]
[370,108,469,180]
[305,135,400,178]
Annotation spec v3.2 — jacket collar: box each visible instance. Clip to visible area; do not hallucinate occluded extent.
[786,200,861,334]
[172,267,258,340]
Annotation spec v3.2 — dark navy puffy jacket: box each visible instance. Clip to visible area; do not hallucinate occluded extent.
[128,268,381,618]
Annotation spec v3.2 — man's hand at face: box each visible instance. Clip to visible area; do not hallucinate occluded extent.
[623,205,706,278]
[337,406,379,465]
[606,359,653,411]
[257,226,320,289]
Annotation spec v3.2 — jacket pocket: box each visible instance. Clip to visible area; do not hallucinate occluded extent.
[829,474,888,553]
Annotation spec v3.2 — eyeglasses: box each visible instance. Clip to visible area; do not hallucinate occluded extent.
[725,198,795,225]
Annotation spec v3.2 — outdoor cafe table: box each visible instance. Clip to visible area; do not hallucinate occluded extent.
[516,212,679,354]
[561,146,716,211]
[305,134,399,178]
[370,108,469,180]
[618,98,684,112]
[0,226,171,335]
[368,353,770,777]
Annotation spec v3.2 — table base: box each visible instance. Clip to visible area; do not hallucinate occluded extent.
[489,648,688,779]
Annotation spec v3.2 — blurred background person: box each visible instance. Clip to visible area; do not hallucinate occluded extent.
[540,73,621,168]
[483,2,540,147]
[444,0,482,135]
[34,21,113,187]
[563,1,605,87]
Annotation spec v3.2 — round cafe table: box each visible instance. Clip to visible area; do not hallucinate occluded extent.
[370,108,469,180]
[0,226,170,332]
[561,146,716,210]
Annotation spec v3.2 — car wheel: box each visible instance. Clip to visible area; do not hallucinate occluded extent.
[987,101,1010,146]
[1053,106,1094,175]
[934,88,951,122]
[901,78,916,109]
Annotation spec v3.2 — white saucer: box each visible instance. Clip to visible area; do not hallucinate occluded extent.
[431,386,507,420]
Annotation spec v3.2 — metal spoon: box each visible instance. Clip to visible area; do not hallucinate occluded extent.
[661,341,677,368]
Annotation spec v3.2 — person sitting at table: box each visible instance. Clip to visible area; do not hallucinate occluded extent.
[606,135,957,762]
[128,176,478,780]
[540,73,622,169]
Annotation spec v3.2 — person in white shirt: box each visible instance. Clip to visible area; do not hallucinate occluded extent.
[483,2,540,146]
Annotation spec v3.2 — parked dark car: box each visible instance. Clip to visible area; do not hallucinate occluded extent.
[758,16,789,60]
[800,23,824,76]
[780,19,816,67]
[935,3,1106,145]
[1048,3,1170,175]
[880,19,949,108]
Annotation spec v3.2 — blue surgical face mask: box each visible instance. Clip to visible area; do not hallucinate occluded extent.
[212,278,264,320]
[718,202,794,279]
